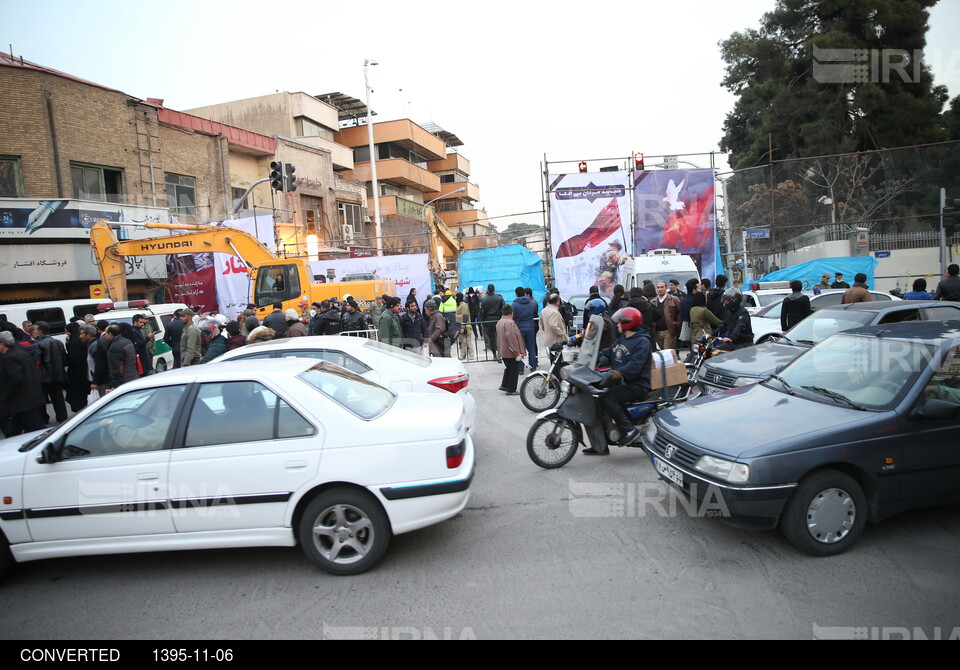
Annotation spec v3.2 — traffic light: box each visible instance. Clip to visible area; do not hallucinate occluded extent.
[634,152,645,171]
[269,161,284,191]
[284,163,297,192]
[578,161,587,173]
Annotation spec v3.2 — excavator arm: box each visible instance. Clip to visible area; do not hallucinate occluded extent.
[90,220,279,301]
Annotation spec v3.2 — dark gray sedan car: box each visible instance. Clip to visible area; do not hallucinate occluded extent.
[643,320,960,555]
[696,301,960,395]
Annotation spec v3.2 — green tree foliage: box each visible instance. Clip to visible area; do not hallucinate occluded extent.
[720,0,949,170]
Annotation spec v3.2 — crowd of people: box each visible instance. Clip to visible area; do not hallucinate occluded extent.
[4,264,960,439]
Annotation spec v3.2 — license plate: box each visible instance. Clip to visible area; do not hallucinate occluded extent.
[653,457,683,488]
[702,385,722,395]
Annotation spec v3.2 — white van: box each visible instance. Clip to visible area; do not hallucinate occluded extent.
[621,249,700,293]
[0,299,105,341]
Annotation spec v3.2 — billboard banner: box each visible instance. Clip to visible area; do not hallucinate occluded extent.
[548,171,631,300]
[212,215,275,319]
[0,198,168,239]
[633,168,718,280]
[164,253,217,315]
[309,254,430,304]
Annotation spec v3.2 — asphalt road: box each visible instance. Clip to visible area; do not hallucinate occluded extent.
[3,359,959,640]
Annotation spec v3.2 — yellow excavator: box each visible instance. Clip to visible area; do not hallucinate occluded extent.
[90,220,394,318]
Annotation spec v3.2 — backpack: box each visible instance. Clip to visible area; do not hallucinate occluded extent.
[441,312,462,341]
[559,301,576,328]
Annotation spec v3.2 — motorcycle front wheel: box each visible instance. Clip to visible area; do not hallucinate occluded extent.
[526,415,580,469]
[519,373,562,412]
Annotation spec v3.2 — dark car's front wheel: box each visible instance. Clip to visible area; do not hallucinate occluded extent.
[781,470,867,556]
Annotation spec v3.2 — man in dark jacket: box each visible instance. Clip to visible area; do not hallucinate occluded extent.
[780,281,813,331]
[831,273,851,289]
[340,299,368,336]
[105,324,138,389]
[706,275,728,321]
[199,321,229,363]
[718,289,754,352]
[512,286,538,371]
[934,264,960,302]
[262,301,288,338]
[626,286,660,352]
[0,331,47,436]
[163,309,184,368]
[313,301,342,335]
[33,321,68,424]
[592,307,652,452]
[480,284,505,359]
[399,300,428,352]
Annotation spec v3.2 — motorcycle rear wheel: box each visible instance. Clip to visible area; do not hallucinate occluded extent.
[520,373,562,412]
[526,416,580,469]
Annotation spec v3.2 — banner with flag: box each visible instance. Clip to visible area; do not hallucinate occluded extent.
[633,168,718,281]
[548,171,631,300]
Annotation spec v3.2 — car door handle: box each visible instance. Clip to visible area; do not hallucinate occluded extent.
[285,460,308,470]
[137,472,160,481]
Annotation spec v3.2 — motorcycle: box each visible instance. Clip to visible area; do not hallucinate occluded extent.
[526,317,690,469]
[519,346,567,412]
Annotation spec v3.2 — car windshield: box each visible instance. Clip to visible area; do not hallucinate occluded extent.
[362,339,431,367]
[771,333,934,410]
[298,361,395,419]
[784,309,875,343]
[756,292,790,307]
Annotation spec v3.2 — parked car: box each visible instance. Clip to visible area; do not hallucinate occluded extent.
[0,358,474,577]
[642,320,960,555]
[212,336,476,430]
[697,301,960,395]
[751,289,899,341]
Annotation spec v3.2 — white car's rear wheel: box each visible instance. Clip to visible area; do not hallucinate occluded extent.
[299,489,391,575]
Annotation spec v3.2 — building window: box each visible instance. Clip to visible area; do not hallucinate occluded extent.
[165,173,197,217]
[231,187,249,212]
[439,174,456,184]
[0,156,23,197]
[339,201,362,229]
[295,116,330,139]
[70,162,123,203]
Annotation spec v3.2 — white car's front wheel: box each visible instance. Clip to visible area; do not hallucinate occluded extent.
[299,489,391,575]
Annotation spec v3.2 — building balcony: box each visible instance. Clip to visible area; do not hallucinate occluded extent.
[435,208,486,229]
[427,153,470,175]
[424,181,480,203]
[343,158,440,193]
[335,120,446,161]
[378,195,432,219]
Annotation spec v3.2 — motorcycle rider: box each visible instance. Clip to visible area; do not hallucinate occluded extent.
[587,306,652,454]
[716,288,754,352]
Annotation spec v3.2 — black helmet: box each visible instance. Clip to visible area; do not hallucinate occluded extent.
[721,288,742,310]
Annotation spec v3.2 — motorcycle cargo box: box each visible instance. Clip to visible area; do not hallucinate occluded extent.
[650,349,687,390]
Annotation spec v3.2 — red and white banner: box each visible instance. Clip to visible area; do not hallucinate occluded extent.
[548,171,631,300]
[213,215,275,319]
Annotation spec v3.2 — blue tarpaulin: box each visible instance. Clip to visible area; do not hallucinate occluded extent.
[458,245,547,305]
[760,257,879,289]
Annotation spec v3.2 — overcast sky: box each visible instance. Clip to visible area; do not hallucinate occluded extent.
[3,0,959,230]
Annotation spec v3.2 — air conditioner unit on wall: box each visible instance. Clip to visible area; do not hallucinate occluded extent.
[342,224,355,243]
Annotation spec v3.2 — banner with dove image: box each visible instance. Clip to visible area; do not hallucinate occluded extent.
[633,168,719,281]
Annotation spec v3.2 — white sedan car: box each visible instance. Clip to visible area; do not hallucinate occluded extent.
[213,336,476,429]
[750,289,900,341]
[0,359,474,577]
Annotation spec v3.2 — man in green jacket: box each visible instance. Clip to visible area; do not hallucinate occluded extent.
[377,297,403,348]
[180,309,203,367]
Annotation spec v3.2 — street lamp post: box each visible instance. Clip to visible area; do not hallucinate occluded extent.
[364,59,383,256]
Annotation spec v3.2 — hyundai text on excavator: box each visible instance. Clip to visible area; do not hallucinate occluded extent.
[90,220,395,317]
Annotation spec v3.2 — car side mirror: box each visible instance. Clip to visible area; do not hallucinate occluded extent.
[912,399,960,421]
[37,441,63,464]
